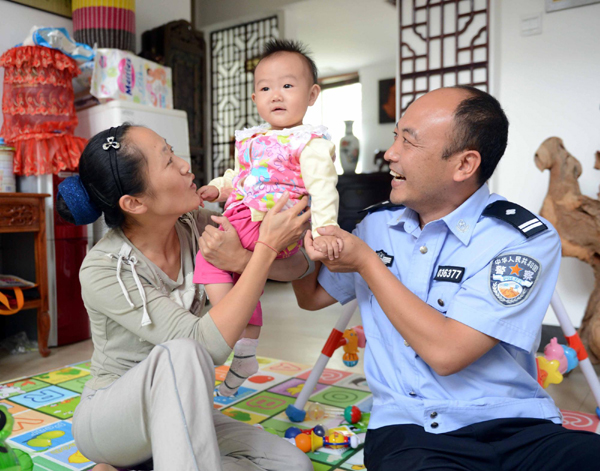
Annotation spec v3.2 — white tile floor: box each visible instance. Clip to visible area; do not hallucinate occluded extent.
[1,281,599,416]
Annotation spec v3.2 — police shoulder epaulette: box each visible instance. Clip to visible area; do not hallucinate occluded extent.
[359,200,405,214]
[482,200,548,238]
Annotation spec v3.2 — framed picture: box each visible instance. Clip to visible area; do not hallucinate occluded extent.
[7,0,72,19]
[546,0,600,12]
[378,78,396,124]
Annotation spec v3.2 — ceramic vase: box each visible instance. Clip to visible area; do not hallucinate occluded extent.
[339,120,359,174]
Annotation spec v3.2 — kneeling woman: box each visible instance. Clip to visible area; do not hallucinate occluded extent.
[58,124,313,471]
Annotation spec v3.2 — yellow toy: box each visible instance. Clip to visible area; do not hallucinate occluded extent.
[536,356,563,389]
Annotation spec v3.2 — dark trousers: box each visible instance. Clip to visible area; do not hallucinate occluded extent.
[364,418,600,471]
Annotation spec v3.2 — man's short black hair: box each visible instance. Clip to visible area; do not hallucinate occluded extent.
[441,85,509,186]
[260,39,318,85]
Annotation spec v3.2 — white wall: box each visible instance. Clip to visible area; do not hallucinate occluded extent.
[494,0,600,327]
[284,0,397,174]
[135,0,191,53]
[359,60,396,173]
[195,0,302,29]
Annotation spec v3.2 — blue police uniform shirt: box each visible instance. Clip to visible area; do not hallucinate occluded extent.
[318,184,563,434]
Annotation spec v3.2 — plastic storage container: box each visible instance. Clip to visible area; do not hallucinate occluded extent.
[0,138,16,192]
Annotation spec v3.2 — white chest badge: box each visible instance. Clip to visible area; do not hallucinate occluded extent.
[376,249,394,267]
[490,253,541,306]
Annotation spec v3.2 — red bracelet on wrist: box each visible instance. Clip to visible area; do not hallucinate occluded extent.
[255,240,279,255]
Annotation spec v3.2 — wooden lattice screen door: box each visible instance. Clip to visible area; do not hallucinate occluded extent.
[210,17,279,179]
[397,0,490,116]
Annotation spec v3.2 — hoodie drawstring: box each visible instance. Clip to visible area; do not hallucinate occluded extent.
[110,243,152,327]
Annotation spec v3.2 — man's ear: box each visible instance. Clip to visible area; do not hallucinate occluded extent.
[308,83,321,106]
[453,150,481,183]
[119,194,147,216]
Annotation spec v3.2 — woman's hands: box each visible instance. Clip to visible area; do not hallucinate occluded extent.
[258,193,311,253]
[199,192,311,273]
[198,216,251,274]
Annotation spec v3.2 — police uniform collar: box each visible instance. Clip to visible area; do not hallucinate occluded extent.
[388,206,418,233]
[441,184,490,246]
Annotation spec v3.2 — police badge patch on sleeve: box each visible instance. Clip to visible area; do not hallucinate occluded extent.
[489,253,541,306]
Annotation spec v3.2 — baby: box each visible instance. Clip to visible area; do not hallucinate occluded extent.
[195,39,341,396]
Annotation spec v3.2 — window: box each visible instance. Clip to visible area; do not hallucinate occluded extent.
[305,82,363,173]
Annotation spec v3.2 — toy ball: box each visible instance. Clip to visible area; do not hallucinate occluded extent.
[561,345,579,373]
[294,432,312,453]
[313,425,326,437]
[306,403,326,421]
[344,405,362,424]
[284,427,302,439]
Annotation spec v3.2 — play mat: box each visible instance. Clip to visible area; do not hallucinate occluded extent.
[1,356,599,471]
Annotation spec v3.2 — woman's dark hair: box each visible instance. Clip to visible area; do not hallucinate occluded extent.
[57,123,148,229]
[441,85,509,186]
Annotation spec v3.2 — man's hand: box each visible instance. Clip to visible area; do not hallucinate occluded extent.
[312,234,343,260]
[198,216,250,274]
[198,185,220,203]
[304,226,377,273]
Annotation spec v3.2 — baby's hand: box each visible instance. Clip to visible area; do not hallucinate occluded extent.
[312,234,344,260]
[198,185,220,203]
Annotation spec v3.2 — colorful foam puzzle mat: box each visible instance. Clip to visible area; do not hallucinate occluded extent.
[1,356,598,471]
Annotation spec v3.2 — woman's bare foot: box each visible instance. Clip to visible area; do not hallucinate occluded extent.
[92,465,119,471]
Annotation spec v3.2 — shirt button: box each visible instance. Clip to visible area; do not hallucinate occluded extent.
[437,299,444,307]
[420,245,428,254]
[430,411,438,418]
[409,391,417,396]
[404,340,410,347]
[431,422,439,429]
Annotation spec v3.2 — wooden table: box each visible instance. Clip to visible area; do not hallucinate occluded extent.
[0,193,51,357]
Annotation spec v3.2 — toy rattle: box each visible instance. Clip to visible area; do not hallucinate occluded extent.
[306,404,362,424]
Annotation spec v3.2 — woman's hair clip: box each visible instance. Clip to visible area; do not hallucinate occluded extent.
[103,136,121,151]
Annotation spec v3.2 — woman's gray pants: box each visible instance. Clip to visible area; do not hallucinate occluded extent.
[72,339,312,471]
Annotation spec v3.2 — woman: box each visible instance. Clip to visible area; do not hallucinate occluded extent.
[58,124,314,471]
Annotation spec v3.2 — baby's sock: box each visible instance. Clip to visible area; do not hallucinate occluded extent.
[217,338,259,397]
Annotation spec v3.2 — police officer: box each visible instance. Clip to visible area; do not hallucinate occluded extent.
[293,86,600,470]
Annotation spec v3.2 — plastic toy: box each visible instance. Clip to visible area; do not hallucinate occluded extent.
[284,424,327,440]
[537,336,584,389]
[342,326,365,367]
[286,301,366,422]
[306,404,362,424]
[544,337,568,374]
[540,292,600,418]
[288,428,364,453]
[562,344,579,373]
[0,405,33,471]
[536,356,563,389]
